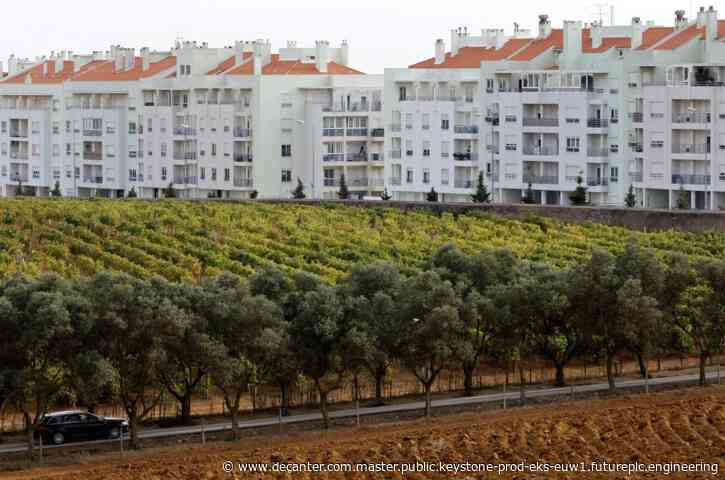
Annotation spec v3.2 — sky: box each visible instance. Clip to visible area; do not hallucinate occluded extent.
[3,1,710,73]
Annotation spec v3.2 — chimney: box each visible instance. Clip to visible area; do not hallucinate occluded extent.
[697,6,707,27]
[141,47,150,70]
[234,41,244,66]
[42,61,48,76]
[435,39,445,64]
[706,6,719,40]
[591,22,603,49]
[539,14,552,38]
[450,28,461,56]
[675,10,688,29]
[631,17,645,49]
[494,29,505,49]
[563,21,583,60]
[340,39,349,66]
[315,40,329,73]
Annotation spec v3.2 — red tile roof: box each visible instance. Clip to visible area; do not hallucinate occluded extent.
[207,54,254,75]
[408,38,531,68]
[581,29,631,53]
[71,55,176,81]
[654,25,704,51]
[719,20,725,38]
[510,29,564,61]
[2,60,76,84]
[225,54,364,75]
[636,27,676,50]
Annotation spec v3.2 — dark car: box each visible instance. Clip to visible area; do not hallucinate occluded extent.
[36,411,128,445]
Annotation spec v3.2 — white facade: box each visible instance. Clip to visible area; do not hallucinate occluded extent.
[0,40,383,200]
[385,7,725,209]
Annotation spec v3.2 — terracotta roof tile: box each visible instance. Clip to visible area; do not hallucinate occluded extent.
[207,54,253,75]
[718,20,725,39]
[225,54,363,75]
[636,26,676,50]
[72,56,176,82]
[581,29,631,53]
[510,29,563,61]
[2,60,76,84]
[408,38,530,69]
[654,25,704,51]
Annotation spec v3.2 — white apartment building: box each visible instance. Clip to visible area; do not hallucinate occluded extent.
[0,39,383,200]
[385,6,725,209]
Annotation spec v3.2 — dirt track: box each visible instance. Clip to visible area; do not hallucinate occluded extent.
[4,386,725,479]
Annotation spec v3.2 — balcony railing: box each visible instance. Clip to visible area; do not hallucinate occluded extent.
[323,153,345,162]
[173,176,198,185]
[83,152,102,161]
[523,175,559,185]
[10,152,28,160]
[523,146,559,156]
[346,128,368,137]
[370,153,384,162]
[672,112,711,123]
[234,154,253,162]
[587,119,609,128]
[346,153,368,162]
[9,130,28,138]
[630,112,643,123]
[233,178,253,188]
[371,128,385,137]
[587,148,609,157]
[672,143,710,154]
[10,174,29,182]
[454,125,479,134]
[454,179,474,189]
[452,152,479,161]
[522,118,559,127]
[389,176,402,186]
[173,152,198,160]
[233,128,252,138]
[630,172,643,182]
[83,129,103,137]
[629,142,644,153]
[672,174,711,185]
[174,127,196,136]
[587,178,609,187]
[390,150,402,159]
[83,176,104,184]
[323,128,344,137]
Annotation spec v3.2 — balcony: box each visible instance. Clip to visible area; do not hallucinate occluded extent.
[454,179,474,189]
[587,119,609,128]
[233,178,253,188]
[323,153,345,162]
[389,176,402,186]
[371,128,385,137]
[587,178,609,187]
[83,152,102,161]
[672,143,710,154]
[173,152,198,161]
[10,174,29,182]
[346,153,368,162]
[10,152,28,160]
[485,115,500,126]
[454,125,479,134]
[672,112,710,123]
[83,176,104,184]
[629,143,643,153]
[346,128,368,137]
[9,129,28,138]
[233,128,251,138]
[630,113,643,123]
[390,124,402,133]
[453,152,479,161]
[587,148,609,157]
[83,129,103,137]
[234,154,253,162]
[523,146,559,156]
[523,175,559,185]
[173,176,198,185]
[672,174,711,185]
[323,128,344,137]
[630,172,643,182]
[174,127,197,136]
[522,118,559,127]
[370,153,384,162]
[390,150,402,159]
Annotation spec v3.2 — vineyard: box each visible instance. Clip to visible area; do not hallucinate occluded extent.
[1,199,724,282]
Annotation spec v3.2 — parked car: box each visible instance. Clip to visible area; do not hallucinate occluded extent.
[36,410,128,445]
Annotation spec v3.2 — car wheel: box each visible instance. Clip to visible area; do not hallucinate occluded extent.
[52,432,65,445]
[108,427,120,439]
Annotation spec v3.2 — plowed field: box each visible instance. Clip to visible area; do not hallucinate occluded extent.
[5,386,725,479]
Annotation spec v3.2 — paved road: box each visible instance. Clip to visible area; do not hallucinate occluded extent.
[0,370,720,455]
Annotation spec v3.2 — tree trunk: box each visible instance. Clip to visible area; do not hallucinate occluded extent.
[424,383,432,417]
[699,352,708,386]
[553,362,566,387]
[229,408,240,440]
[518,364,526,405]
[373,368,385,406]
[636,351,648,379]
[129,413,141,449]
[463,364,475,397]
[606,354,616,392]
[26,421,34,460]
[180,393,193,425]
[319,390,330,429]
[279,382,290,417]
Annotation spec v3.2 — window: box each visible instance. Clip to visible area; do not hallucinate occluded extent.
[406,140,413,157]
[161,167,167,181]
[200,167,205,180]
[128,168,137,181]
[610,167,619,182]
[224,168,230,182]
[32,144,40,156]
[128,122,137,134]
[406,168,414,183]
[423,168,430,184]
[1,121,6,133]
[398,86,407,101]
[65,143,71,155]
[32,167,40,179]
[566,137,580,153]
[147,118,153,133]
[106,122,116,134]
[65,121,71,133]
[441,114,449,130]
[52,168,60,180]
[1,166,6,176]
[212,144,217,157]
[423,141,431,157]
[422,114,430,130]
[441,141,449,158]
[52,122,59,134]
[211,168,217,181]
[52,144,60,157]
[441,168,449,185]
[281,169,292,182]
[161,143,167,157]
[281,144,292,157]
[405,113,413,129]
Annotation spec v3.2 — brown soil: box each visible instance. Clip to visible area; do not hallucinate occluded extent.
[3,385,724,479]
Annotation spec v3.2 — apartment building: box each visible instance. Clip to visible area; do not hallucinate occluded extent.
[385,6,725,209]
[0,40,383,199]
